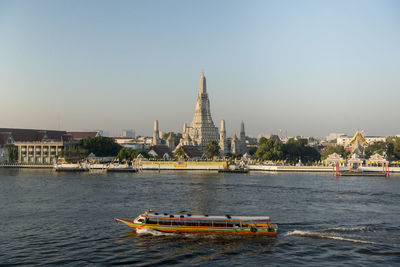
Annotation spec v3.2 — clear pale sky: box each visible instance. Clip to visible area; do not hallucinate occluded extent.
[1,0,399,137]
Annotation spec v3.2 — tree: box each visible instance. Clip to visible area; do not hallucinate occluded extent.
[174,148,187,159]
[205,141,220,158]
[254,138,283,160]
[281,138,321,164]
[386,137,400,160]
[117,147,134,161]
[365,141,387,158]
[392,137,400,160]
[7,146,18,162]
[79,136,122,157]
[131,150,150,159]
[320,144,348,160]
[302,145,321,163]
[117,147,150,161]
[61,145,89,163]
[282,139,303,162]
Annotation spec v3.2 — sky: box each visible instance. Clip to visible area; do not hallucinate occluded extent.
[1,0,400,137]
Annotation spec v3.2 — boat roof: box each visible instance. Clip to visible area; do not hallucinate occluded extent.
[143,213,271,221]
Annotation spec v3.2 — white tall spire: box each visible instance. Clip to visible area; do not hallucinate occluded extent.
[186,72,218,151]
[152,120,160,145]
[219,119,226,156]
[199,72,206,94]
[154,120,159,132]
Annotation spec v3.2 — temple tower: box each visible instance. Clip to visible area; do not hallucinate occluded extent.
[239,121,247,154]
[166,133,175,151]
[219,119,227,156]
[240,121,245,140]
[180,72,219,152]
[231,133,239,154]
[152,120,160,145]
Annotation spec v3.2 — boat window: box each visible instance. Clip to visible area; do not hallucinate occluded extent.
[158,219,170,225]
[171,219,183,226]
[185,220,197,226]
[199,220,212,227]
[214,221,225,227]
[138,219,144,223]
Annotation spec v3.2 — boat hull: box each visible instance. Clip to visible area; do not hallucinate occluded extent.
[115,218,277,236]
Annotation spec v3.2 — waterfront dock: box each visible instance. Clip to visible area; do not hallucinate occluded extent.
[2,162,400,173]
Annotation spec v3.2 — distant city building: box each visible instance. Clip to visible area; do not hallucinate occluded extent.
[337,136,351,146]
[365,136,386,144]
[121,129,136,138]
[113,136,152,150]
[327,133,346,142]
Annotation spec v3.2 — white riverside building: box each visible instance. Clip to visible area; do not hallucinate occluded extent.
[0,129,99,164]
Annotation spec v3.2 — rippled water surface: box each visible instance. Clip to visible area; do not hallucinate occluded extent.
[1,169,400,266]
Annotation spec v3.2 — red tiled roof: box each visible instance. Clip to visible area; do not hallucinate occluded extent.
[0,128,67,142]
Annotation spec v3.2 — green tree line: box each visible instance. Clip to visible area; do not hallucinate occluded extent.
[255,137,320,164]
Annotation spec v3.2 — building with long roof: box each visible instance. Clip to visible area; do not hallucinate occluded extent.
[0,128,100,164]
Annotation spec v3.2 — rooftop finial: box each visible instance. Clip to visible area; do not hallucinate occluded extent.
[199,72,206,94]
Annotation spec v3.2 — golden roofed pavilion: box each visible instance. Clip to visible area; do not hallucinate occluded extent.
[345,130,367,155]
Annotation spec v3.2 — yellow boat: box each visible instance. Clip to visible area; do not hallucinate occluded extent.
[115,210,278,236]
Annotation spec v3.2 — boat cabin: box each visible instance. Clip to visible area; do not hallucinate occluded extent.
[135,212,272,228]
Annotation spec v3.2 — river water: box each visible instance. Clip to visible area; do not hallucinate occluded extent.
[0,169,399,266]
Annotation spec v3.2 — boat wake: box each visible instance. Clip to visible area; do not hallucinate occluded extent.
[321,226,379,233]
[136,228,178,236]
[285,230,376,244]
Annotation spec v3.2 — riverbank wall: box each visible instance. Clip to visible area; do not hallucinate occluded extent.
[2,162,400,173]
[0,164,53,168]
[139,161,228,170]
[248,165,400,173]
